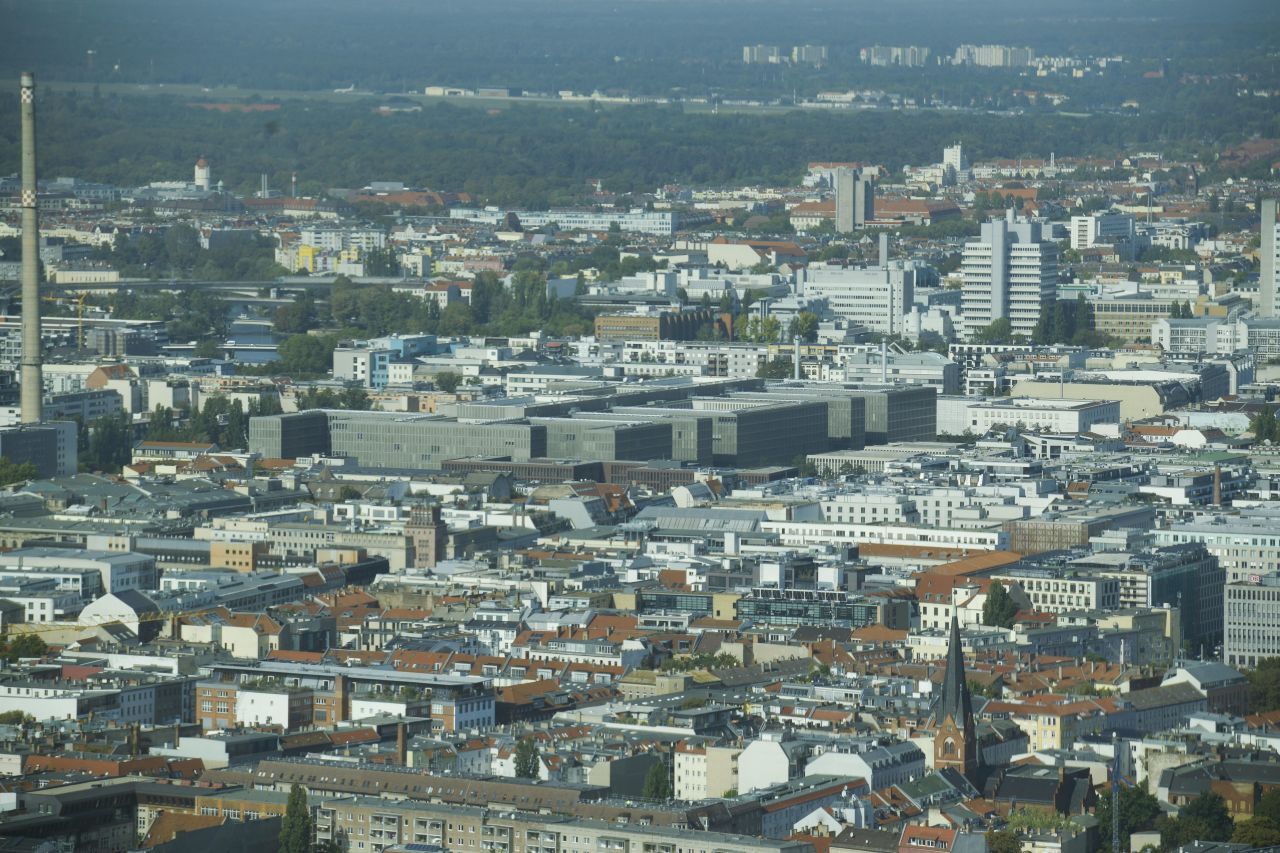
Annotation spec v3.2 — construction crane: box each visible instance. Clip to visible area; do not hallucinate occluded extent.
[40,292,89,351]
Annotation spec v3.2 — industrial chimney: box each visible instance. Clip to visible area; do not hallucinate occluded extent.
[19,72,42,424]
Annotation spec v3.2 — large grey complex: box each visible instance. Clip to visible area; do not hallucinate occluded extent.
[249,380,936,470]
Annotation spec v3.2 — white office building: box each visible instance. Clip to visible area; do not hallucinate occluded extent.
[1261,198,1279,318]
[799,237,917,337]
[940,396,1118,435]
[1070,212,1137,250]
[961,212,1058,340]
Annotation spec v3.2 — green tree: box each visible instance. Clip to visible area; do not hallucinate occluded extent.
[1246,658,1280,712]
[514,738,540,779]
[83,410,133,473]
[642,760,672,800]
[1251,409,1280,444]
[982,582,1019,628]
[0,710,31,724]
[277,334,335,376]
[756,356,793,379]
[434,372,463,394]
[973,317,1014,344]
[788,311,820,343]
[1095,785,1162,853]
[986,830,1022,853]
[1156,792,1233,850]
[192,338,222,359]
[278,782,313,853]
[3,634,47,661]
[1255,787,1280,822]
[1232,815,1280,847]
[0,457,39,487]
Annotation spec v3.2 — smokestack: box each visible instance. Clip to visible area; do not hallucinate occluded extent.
[880,339,888,384]
[879,233,889,268]
[291,172,297,198]
[1213,464,1222,505]
[334,674,349,722]
[396,721,407,765]
[19,72,42,424]
[793,336,801,381]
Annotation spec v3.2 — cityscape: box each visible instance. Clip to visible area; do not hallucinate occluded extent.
[0,1,1279,852]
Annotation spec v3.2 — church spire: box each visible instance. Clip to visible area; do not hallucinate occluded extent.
[935,614,974,727]
[932,615,980,784]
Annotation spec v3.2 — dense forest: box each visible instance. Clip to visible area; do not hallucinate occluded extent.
[3,0,1276,97]
[1,88,1276,208]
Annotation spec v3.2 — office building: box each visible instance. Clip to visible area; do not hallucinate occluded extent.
[1262,198,1279,318]
[0,421,77,478]
[1070,212,1137,250]
[961,212,1059,340]
[799,237,917,336]
[834,167,875,233]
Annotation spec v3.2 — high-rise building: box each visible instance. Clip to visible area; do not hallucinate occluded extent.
[791,45,828,65]
[194,157,211,191]
[1261,198,1279,318]
[961,211,1058,340]
[834,167,875,233]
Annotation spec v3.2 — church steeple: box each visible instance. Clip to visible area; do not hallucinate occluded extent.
[932,615,979,783]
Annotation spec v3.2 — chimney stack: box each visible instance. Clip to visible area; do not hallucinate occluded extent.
[879,232,889,268]
[19,72,42,424]
[396,721,407,765]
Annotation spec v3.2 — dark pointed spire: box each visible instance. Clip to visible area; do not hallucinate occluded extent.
[934,615,973,727]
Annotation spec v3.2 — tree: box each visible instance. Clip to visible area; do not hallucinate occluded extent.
[1256,787,1280,822]
[983,582,1018,628]
[0,457,39,487]
[434,372,462,394]
[2,634,47,661]
[0,710,30,724]
[1251,409,1280,444]
[1156,791,1232,850]
[277,334,335,376]
[642,760,672,800]
[788,311,820,343]
[514,738,540,779]
[1233,815,1280,847]
[278,782,312,853]
[756,356,794,379]
[192,338,222,359]
[1246,657,1280,712]
[973,317,1013,344]
[986,830,1022,853]
[1094,785,1162,853]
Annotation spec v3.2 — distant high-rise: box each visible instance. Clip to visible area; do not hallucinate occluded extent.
[1261,199,1279,318]
[835,167,875,233]
[194,156,211,191]
[961,211,1058,340]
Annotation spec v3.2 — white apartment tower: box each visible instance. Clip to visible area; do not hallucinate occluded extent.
[1261,198,1279,318]
[961,211,1058,340]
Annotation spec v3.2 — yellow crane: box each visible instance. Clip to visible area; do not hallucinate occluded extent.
[41,292,89,350]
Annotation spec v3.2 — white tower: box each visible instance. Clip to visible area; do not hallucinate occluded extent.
[194,157,211,191]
